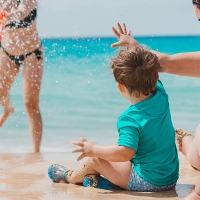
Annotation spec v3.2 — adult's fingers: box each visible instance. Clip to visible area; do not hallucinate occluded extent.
[112,26,120,38]
[127,30,131,36]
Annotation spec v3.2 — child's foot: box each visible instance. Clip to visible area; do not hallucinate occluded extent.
[175,128,194,156]
[48,164,70,183]
[83,175,123,190]
[0,107,14,127]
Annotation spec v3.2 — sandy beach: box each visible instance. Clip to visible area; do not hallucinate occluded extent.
[0,152,198,200]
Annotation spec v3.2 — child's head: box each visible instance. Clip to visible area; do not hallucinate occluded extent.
[110,46,160,98]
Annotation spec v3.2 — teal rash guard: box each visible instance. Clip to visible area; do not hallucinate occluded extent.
[117,80,179,186]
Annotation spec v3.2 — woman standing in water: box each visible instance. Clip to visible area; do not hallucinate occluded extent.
[0,0,43,152]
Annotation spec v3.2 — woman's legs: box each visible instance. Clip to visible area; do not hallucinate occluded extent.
[22,48,43,152]
[177,125,200,170]
[64,157,132,189]
[0,49,19,127]
[0,96,15,127]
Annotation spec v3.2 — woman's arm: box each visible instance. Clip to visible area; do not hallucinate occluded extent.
[72,137,136,162]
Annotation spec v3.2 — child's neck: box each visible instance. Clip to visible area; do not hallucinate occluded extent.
[130,93,152,105]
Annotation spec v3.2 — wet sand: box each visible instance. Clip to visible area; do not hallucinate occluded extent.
[0,152,199,200]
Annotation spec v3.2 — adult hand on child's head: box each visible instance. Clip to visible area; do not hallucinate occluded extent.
[111,22,139,48]
[72,138,96,161]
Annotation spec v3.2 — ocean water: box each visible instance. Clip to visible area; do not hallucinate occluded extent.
[1,36,200,153]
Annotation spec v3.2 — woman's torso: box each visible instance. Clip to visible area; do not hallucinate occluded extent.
[1,0,40,55]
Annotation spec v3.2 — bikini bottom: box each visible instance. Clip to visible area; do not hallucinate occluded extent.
[0,42,43,66]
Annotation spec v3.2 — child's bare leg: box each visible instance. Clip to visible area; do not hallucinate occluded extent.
[176,126,200,170]
[66,157,132,189]
[0,96,14,127]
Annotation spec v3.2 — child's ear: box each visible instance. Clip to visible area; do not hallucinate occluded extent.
[116,82,125,93]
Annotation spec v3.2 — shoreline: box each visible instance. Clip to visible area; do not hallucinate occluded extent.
[0,152,198,200]
[40,35,200,41]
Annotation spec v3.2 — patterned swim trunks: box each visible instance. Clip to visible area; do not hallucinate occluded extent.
[128,168,176,192]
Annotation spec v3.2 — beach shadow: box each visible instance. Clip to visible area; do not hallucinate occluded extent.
[49,183,178,200]
[94,183,195,198]
[49,183,195,199]
[93,188,178,199]
[176,183,195,197]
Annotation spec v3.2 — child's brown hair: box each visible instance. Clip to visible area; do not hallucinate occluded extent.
[110,46,160,98]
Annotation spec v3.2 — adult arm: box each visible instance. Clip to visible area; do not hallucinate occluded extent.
[152,51,200,77]
[112,22,200,78]
[72,137,135,162]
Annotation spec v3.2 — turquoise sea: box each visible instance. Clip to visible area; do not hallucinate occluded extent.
[1,36,200,153]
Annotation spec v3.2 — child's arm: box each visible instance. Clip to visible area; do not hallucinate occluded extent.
[72,137,135,162]
[111,22,200,77]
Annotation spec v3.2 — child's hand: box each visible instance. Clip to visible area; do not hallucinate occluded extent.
[111,22,139,48]
[72,137,96,161]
